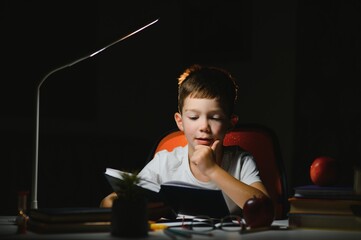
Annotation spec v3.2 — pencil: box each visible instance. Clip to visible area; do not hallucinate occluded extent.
[166,228,192,238]
[169,228,213,237]
[150,223,168,231]
[164,229,178,240]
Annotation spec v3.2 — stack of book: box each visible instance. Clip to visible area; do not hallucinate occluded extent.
[27,207,112,233]
[288,185,361,231]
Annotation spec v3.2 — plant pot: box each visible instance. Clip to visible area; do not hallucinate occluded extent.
[111,197,149,238]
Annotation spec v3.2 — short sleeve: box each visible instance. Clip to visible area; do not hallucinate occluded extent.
[240,155,262,185]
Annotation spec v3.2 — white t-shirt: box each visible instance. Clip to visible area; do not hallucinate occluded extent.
[138,145,262,214]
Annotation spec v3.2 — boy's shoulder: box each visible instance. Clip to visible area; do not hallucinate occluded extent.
[154,145,188,164]
[156,145,188,156]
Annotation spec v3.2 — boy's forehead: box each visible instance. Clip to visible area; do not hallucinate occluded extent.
[183,97,224,112]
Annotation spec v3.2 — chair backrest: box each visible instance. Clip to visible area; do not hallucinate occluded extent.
[148,124,289,220]
[153,130,188,153]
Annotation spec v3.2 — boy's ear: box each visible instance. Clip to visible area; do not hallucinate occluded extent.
[230,114,239,128]
[174,112,184,131]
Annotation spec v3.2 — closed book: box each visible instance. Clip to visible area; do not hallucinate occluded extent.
[288,197,361,215]
[28,219,111,233]
[288,213,361,231]
[29,207,112,223]
[294,185,361,200]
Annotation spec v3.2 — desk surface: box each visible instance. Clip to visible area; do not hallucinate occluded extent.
[1,216,361,240]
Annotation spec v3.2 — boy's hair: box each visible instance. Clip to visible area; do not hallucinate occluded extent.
[177,64,238,117]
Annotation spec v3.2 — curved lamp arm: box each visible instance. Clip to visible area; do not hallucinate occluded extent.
[31,18,159,210]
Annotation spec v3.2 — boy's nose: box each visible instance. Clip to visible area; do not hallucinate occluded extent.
[199,119,210,132]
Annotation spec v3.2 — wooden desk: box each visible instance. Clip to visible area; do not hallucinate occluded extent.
[1,217,361,240]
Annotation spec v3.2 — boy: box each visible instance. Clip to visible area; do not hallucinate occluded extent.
[100,64,269,214]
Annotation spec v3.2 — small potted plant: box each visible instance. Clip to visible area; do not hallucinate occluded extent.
[111,171,148,238]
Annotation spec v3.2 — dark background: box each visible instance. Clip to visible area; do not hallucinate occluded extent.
[1,0,360,215]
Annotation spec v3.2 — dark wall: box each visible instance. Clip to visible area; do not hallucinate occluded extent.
[1,0,360,215]
[1,0,180,214]
[294,0,361,186]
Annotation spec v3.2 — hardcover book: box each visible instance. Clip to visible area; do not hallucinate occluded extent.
[293,185,361,200]
[29,207,112,223]
[104,168,230,219]
[28,219,111,234]
[28,208,112,233]
[288,197,361,215]
[288,213,361,231]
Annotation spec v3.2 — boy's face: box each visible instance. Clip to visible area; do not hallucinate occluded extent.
[174,96,232,153]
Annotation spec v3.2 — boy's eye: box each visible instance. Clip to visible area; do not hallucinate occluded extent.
[189,116,198,120]
[211,118,222,121]
[210,115,223,121]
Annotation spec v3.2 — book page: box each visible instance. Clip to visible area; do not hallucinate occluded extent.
[105,168,161,192]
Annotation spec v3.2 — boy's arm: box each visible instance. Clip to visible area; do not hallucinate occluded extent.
[99,192,118,208]
[208,165,269,209]
[191,140,269,209]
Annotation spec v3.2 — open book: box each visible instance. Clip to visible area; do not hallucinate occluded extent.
[104,168,230,219]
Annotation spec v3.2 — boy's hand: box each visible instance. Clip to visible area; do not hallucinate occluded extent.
[190,140,221,176]
[211,139,222,163]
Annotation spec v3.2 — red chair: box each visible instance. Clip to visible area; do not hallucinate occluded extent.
[148,124,289,219]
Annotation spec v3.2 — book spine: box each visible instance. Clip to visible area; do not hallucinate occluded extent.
[288,213,361,231]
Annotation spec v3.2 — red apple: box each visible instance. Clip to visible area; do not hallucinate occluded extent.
[243,196,274,228]
[310,156,338,186]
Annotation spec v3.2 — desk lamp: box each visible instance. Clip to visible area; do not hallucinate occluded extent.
[31,18,159,210]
